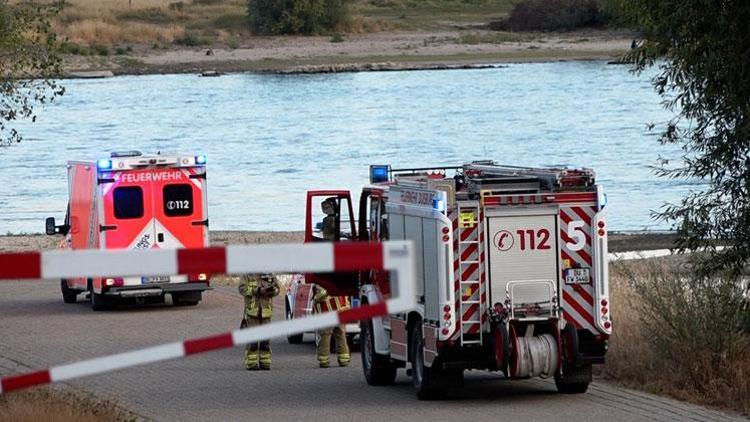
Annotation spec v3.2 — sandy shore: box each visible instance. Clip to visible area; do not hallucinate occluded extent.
[64,29,635,76]
[0,230,672,253]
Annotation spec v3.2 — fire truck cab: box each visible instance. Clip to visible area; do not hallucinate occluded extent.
[285,191,361,344]
[312,161,610,399]
[45,151,211,310]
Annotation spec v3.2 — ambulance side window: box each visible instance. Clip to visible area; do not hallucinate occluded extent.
[113,187,144,219]
[163,184,193,217]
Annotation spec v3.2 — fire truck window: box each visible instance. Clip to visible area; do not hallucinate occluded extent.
[163,184,194,217]
[113,187,144,219]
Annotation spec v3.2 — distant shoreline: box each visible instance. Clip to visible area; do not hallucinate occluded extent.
[61,30,634,77]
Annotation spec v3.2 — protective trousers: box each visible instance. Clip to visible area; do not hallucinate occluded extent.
[317,325,350,368]
[244,316,272,370]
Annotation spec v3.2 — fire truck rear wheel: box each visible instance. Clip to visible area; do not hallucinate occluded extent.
[61,279,78,304]
[410,322,446,400]
[554,363,592,394]
[361,319,397,386]
[286,301,304,344]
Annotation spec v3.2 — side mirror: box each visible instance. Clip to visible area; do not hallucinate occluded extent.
[45,217,56,235]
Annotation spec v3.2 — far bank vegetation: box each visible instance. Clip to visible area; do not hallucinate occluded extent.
[48,0,611,52]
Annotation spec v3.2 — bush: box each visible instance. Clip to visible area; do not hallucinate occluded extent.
[247,0,353,35]
[174,31,209,46]
[604,259,750,414]
[492,0,608,31]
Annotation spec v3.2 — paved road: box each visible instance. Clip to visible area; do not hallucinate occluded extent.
[0,281,745,422]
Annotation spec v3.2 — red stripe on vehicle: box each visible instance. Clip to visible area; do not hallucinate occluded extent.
[333,242,383,272]
[462,284,478,301]
[462,303,478,321]
[578,249,593,267]
[563,291,595,327]
[177,247,227,274]
[552,193,597,203]
[460,226,477,242]
[461,243,478,261]
[0,252,41,279]
[183,333,234,355]
[467,324,480,334]
[564,314,582,329]
[1,370,51,392]
[461,263,478,281]
[571,207,592,225]
[339,302,387,324]
[573,284,594,305]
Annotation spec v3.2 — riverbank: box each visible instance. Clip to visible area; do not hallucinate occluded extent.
[62,29,634,76]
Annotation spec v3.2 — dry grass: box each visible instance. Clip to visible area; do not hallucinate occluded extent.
[604,257,750,416]
[0,388,132,422]
[29,0,517,46]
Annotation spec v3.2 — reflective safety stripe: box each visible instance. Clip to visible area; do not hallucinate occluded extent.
[316,296,351,313]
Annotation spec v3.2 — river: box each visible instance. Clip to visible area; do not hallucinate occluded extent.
[0,61,687,234]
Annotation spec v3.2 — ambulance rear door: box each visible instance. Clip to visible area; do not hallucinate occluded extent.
[151,166,208,249]
[99,168,157,251]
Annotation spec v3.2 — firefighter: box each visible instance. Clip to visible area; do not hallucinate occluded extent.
[321,198,337,240]
[239,273,280,370]
[313,284,351,368]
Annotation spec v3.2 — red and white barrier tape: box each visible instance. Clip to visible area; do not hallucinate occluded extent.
[0,242,416,394]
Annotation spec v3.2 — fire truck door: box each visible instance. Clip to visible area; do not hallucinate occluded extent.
[486,209,560,310]
[151,168,207,249]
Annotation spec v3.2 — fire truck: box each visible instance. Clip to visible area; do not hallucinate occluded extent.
[305,161,610,399]
[45,151,211,310]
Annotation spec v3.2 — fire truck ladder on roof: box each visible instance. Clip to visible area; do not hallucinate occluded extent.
[457,203,483,346]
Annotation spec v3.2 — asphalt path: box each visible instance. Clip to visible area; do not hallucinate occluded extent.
[0,281,745,422]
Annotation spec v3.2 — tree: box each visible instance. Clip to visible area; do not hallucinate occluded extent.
[247,0,352,35]
[612,0,750,276]
[0,0,64,146]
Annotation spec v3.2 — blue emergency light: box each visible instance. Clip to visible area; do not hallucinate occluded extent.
[97,159,112,170]
[195,155,207,165]
[370,165,390,183]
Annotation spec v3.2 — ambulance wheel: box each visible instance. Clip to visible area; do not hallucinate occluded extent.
[361,319,396,386]
[173,292,201,306]
[555,363,592,394]
[410,322,446,400]
[286,301,303,344]
[61,279,78,304]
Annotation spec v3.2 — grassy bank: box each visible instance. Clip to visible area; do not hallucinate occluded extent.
[52,0,515,50]
[0,388,133,422]
[605,258,750,416]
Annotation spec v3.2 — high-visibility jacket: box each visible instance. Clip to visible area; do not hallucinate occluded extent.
[313,285,350,313]
[239,274,280,319]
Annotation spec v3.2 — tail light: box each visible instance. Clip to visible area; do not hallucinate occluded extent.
[104,277,124,287]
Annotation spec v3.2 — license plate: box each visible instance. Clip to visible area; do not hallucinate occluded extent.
[142,276,170,284]
[564,268,590,284]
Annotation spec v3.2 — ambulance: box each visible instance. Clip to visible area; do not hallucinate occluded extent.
[305,161,610,399]
[45,151,211,310]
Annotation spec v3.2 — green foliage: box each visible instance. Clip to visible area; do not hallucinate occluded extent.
[493,0,608,31]
[174,30,209,46]
[613,0,750,276]
[0,0,64,145]
[247,0,353,35]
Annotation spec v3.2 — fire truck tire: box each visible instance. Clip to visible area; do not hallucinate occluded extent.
[172,292,201,306]
[410,322,446,400]
[361,319,397,386]
[61,279,78,304]
[286,301,304,344]
[554,363,592,394]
